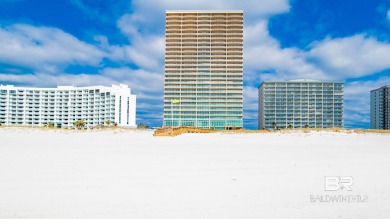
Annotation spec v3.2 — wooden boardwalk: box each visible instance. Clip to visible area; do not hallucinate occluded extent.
[153,127,217,137]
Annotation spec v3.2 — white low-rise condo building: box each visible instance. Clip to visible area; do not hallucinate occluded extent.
[0,84,136,128]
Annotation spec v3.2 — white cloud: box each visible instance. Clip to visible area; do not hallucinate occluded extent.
[131,0,290,20]
[101,67,164,93]
[114,0,290,73]
[343,77,390,127]
[387,10,390,20]
[243,86,259,127]
[115,14,165,71]
[243,86,258,110]
[244,20,327,85]
[0,67,163,95]
[309,34,390,79]
[0,24,105,72]
[0,72,113,88]
[245,24,390,84]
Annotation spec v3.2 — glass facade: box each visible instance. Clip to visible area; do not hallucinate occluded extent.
[370,86,390,129]
[163,11,243,130]
[258,81,344,129]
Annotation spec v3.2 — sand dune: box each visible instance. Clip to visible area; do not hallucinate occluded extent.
[0,128,389,218]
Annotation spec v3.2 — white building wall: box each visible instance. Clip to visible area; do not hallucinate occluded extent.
[127,95,137,127]
[112,84,136,128]
[0,84,136,128]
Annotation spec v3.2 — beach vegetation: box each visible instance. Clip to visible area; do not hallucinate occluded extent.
[138,123,149,129]
[73,120,85,129]
[47,122,54,128]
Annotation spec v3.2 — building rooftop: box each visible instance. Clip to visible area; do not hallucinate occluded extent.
[258,80,344,88]
[0,84,130,92]
[370,86,390,92]
[288,79,321,82]
[166,10,243,13]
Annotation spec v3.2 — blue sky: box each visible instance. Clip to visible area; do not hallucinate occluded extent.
[0,0,390,129]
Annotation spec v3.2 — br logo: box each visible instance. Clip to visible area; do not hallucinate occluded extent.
[325,176,353,191]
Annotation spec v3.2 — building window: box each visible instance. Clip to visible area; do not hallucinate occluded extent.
[127,97,130,125]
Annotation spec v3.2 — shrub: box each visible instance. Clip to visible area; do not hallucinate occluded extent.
[73,120,85,129]
[138,123,149,129]
[47,122,54,128]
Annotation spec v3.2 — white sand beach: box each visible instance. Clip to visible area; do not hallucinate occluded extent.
[0,128,389,218]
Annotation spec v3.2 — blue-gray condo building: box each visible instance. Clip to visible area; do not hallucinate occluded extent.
[370,86,390,130]
[258,80,344,129]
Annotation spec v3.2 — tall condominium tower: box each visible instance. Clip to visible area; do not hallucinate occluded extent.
[370,86,390,129]
[164,10,243,130]
[258,80,344,129]
[0,84,136,128]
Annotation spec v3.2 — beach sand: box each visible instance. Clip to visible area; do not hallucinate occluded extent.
[0,127,389,218]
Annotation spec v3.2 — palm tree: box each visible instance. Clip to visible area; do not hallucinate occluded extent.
[272,122,277,130]
[105,120,111,126]
[304,124,309,128]
[73,120,79,129]
[47,121,54,128]
[287,124,292,129]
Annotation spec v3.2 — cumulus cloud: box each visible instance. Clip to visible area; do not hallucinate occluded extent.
[0,67,163,96]
[388,10,390,20]
[245,24,390,84]
[131,0,290,21]
[343,77,390,128]
[114,14,165,71]
[0,72,112,88]
[243,86,259,127]
[244,20,328,87]
[309,34,390,79]
[0,24,105,72]
[114,0,291,73]
[101,67,164,93]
